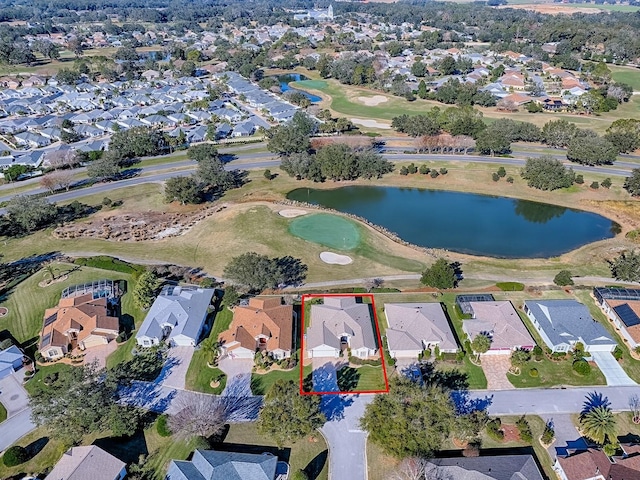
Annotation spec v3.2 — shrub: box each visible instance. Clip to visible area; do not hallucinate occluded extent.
[575,174,584,184]
[486,418,504,441]
[439,167,448,175]
[601,178,612,189]
[102,197,112,206]
[506,176,514,184]
[516,416,533,443]
[430,170,440,178]
[529,367,539,377]
[613,346,623,361]
[492,172,500,182]
[573,358,591,376]
[419,164,430,175]
[291,470,310,480]
[496,282,524,291]
[497,166,507,177]
[553,270,574,286]
[532,346,543,361]
[408,163,418,174]
[541,422,555,444]
[399,166,409,176]
[590,181,600,189]
[156,414,172,437]
[3,445,29,466]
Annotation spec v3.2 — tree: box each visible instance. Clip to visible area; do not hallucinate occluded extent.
[133,271,159,309]
[257,380,325,448]
[223,285,240,307]
[610,250,640,282]
[224,253,307,291]
[471,333,491,359]
[542,119,579,148]
[40,170,74,193]
[164,176,202,204]
[66,37,84,57]
[361,378,456,458]
[624,169,640,197]
[439,56,457,75]
[580,406,617,445]
[567,136,618,166]
[168,393,227,442]
[520,156,575,191]
[605,119,640,153]
[420,258,457,289]
[554,270,574,286]
[510,348,531,369]
[3,446,29,466]
[187,144,220,163]
[6,195,57,233]
[87,153,121,180]
[197,157,236,192]
[629,394,640,424]
[475,130,511,156]
[389,458,430,480]
[4,164,30,181]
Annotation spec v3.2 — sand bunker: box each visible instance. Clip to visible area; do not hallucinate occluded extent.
[356,95,388,106]
[350,118,392,130]
[279,209,308,218]
[320,252,353,265]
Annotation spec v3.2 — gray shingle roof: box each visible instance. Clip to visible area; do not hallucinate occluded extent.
[385,303,457,353]
[524,299,615,348]
[166,449,277,480]
[427,454,544,480]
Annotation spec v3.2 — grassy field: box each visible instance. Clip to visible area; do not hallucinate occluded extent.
[367,414,554,480]
[185,307,232,394]
[289,213,361,250]
[0,262,142,355]
[222,423,329,480]
[610,65,640,90]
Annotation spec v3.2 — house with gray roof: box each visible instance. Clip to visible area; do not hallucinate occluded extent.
[426,454,544,480]
[166,449,288,480]
[136,285,215,347]
[385,303,457,360]
[0,345,24,380]
[44,445,126,480]
[306,296,378,359]
[524,299,616,353]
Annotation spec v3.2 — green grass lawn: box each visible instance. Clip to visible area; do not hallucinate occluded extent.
[336,364,387,392]
[0,401,6,423]
[611,65,640,91]
[507,356,606,388]
[221,423,328,480]
[185,307,233,393]
[0,262,142,356]
[251,364,312,395]
[0,426,70,479]
[24,363,73,396]
[289,213,361,250]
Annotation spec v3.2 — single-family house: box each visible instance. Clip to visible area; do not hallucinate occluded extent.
[462,301,535,354]
[167,449,288,480]
[594,287,640,348]
[384,303,457,360]
[554,444,640,480]
[39,293,120,361]
[0,345,24,379]
[219,297,293,360]
[524,299,616,353]
[14,131,49,147]
[427,454,544,480]
[44,445,126,480]
[135,285,215,347]
[306,296,378,359]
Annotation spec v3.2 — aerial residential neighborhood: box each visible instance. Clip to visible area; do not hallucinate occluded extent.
[0,0,639,479]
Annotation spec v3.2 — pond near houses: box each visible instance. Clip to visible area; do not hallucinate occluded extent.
[275,73,322,102]
[287,186,620,258]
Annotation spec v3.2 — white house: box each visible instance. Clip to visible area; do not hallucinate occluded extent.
[135,286,215,347]
[306,296,377,359]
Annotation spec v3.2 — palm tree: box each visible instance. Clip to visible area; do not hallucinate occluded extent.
[43,264,56,282]
[200,336,220,366]
[471,333,491,361]
[580,406,617,445]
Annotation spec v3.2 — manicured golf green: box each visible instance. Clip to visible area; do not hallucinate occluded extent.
[289,213,361,250]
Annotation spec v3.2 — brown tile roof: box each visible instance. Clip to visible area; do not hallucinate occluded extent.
[558,446,640,480]
[40,294,119,350]
[220,297,293,353]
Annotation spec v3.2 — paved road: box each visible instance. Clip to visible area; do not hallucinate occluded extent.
[0,409,36,452]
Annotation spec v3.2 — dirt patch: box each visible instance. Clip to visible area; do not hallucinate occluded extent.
[498,4,602,14]
[0,307,7,317]
[501,424,521,443]
[350,118,392,129]
[356,95,388,106]
[53,204,228,242]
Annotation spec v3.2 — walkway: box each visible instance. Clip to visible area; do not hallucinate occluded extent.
[160,346,195,390]
[479,355,515,391]
[591,351,636,386]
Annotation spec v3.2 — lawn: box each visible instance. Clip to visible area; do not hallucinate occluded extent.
[336,364,387,392]
[252,363,312,395]
[289,213,361,250]
[24,363,72,396]
[0,262,142,356]
[610,65,640,91]
[185,307,233,394]
[0,401,6,423]
[220,423,329,480]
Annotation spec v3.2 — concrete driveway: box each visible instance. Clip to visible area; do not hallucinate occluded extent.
[312,358,339,393]
[320,395,373,480]
[480,354,514,390]
[160,347,195,390]
[82,341,117,370]
[591,351,636,386]
[0,371,36,452]
[218,357,254,396]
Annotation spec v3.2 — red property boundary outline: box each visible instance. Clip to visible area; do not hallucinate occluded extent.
[299,293,390,395]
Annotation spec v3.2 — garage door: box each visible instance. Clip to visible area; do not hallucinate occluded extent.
[310,347,338,358]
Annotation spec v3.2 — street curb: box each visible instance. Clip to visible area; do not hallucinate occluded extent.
[317,427,332,480]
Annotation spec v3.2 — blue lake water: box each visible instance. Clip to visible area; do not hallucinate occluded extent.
[286,186,620,258]
[276,73,322,102]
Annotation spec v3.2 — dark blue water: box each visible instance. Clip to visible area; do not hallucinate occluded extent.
[277,74,322,102]
[287,186,619,258]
